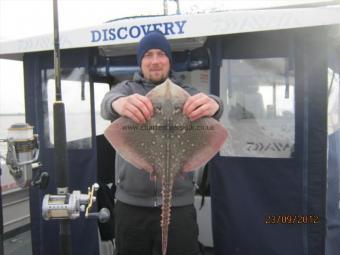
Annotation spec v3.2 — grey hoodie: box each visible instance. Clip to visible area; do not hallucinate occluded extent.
[101,72,223,207]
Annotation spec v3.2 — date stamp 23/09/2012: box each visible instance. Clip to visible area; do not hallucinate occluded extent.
[265,215,320,224]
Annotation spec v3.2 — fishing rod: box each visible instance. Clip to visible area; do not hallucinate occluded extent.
[46,2,111,254]
[52,0,72,254]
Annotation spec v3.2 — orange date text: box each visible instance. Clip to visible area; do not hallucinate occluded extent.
[265,215,320,224]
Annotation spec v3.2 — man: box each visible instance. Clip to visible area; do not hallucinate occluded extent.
[101,31,223,255]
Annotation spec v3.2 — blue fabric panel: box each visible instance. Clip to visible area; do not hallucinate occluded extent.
[326,130,340,255]
[38,150,99,255]
[25,52,100,255]
[208,27,328,255]
[210,157,303,255]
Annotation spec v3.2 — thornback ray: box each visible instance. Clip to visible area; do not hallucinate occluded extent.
[104,79,228,255]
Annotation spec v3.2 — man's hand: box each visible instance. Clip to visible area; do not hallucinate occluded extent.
[183,93,219,121]
[112,94,153,124]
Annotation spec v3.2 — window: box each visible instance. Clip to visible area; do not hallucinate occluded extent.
[42,67,92,149]
[176,69,210,94]
[219,58,295,158]
[94,83,111,135]
[328,68,340,135]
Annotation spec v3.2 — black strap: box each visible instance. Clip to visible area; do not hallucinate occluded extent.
[197,164,210,210]
[97,183,116,241]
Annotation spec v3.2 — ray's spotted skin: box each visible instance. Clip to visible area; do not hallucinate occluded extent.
[104,79,228,255]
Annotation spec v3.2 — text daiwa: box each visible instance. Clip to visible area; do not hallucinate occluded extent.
[90,20,187,42]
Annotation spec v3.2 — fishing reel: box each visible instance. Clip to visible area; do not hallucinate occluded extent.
[42,183,110,223]
[0,123,48,189]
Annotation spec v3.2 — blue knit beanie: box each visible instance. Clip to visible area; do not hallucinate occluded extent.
[136,31,172,66]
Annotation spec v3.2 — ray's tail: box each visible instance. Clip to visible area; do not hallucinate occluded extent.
[161,177,173,255]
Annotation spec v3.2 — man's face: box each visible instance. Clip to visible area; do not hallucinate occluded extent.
[141,49,170,84]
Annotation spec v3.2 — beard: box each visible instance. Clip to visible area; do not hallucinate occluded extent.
[144,71,169,85]
[151,77,167,85]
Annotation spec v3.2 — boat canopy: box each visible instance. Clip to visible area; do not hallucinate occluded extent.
[0,6,340,60]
